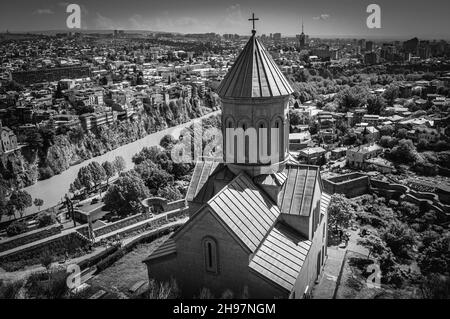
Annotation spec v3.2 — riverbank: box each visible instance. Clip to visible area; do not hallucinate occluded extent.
[3,110,219,222]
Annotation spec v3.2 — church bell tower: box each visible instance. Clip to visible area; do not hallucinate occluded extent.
[217,14,294,178]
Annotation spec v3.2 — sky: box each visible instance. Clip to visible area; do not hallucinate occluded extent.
[1,0,449,40]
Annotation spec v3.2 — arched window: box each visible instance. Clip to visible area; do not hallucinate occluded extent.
[272,117,284,161]
[225,117,234,129]
[203,237,218,274]
[256,119,269,163]
[225,117,234,159]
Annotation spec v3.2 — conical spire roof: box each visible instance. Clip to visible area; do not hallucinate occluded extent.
[218,35,294,98]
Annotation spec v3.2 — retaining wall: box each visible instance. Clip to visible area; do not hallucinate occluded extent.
[323,173,370,198]
[0,224,63,253]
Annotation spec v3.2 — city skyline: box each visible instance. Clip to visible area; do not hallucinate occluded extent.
[1,0,450,40]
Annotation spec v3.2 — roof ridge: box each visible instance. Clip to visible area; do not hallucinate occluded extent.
[217,36,294,98]
[206,170,249,205]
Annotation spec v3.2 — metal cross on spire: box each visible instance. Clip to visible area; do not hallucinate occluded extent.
[248,13,259,34]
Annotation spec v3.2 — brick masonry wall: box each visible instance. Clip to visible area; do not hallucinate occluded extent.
[146,208,287,299]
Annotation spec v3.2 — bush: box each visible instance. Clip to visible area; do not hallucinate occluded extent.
[382,221,416,259]
[418,234,450,276]
[420,274,450,299]
[355,211,387,228]
[38,167,54,180]
[382,266,406,288]
[40,250,54,270]
[37,213,57,228]
[6,220,28,237]
[26,271,69,299]
[0,280,23,299]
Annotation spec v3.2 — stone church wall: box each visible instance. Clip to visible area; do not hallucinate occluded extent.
[292,212,327,298]
[147,208,287,298]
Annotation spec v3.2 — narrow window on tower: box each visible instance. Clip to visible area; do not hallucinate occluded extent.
[258,122,268,163]
[271,118,283,161]
[203,237,218,274]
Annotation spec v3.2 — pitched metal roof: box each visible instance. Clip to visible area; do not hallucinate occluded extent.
[278,165,320,216]
[253,171,288,187]
[143,238,176,263]
[186,161,235,204]
[186,161,220,202]
[207,173,280,252]
[320,192,331,215]
[217,35,294,98]
[249,222,312,291]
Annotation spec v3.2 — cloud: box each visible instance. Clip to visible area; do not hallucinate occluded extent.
[313,14,330,21]
[217,4,245,29]
[94,13,119,29]
[33,9,54,15]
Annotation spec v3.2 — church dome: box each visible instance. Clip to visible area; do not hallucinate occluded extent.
[218,34,294,98]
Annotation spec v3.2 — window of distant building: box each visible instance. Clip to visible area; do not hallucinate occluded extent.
[203,237,219,274]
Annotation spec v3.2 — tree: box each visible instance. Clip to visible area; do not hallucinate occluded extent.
[418,234,450,276]
[327,194,354,232]
[6,220,28,236]
[342,132,357,146]
[160,134,177,150]
[37,212,57,228]
[104,171,149,216]
[358,234,387,258]
[87,161,106,189]
[382,220,416,259]
[113,156,126,174]
[318,153,327,167]
[396,128,408,139]
[102,161,116,185]
[99,76,108,86]
[420,274,450,299]
[379,136,397,149]
[40,249,53,272]
[289,109,307,126]
[132,146,162,165]
[69,177,83,194]
[336,86,370,111]
[135,160,173,193]
[367,95,386,115]
[379,125,394,137]
[387,139,417,164]
[9,190,32,218]
[157,185,183,201]
[417,138,429,151]
[383,84,400,105]
[74,166,93,193]
[34,198,44,212]
[54,82,63,99]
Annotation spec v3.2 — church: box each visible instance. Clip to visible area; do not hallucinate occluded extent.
[144,19,330,299]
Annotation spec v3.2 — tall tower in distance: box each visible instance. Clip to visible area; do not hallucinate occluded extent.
[297,17,306,50]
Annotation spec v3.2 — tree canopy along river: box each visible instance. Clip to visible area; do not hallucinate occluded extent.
[1,111,219,223]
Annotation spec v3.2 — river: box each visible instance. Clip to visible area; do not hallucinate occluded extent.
[16,111,219,218]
